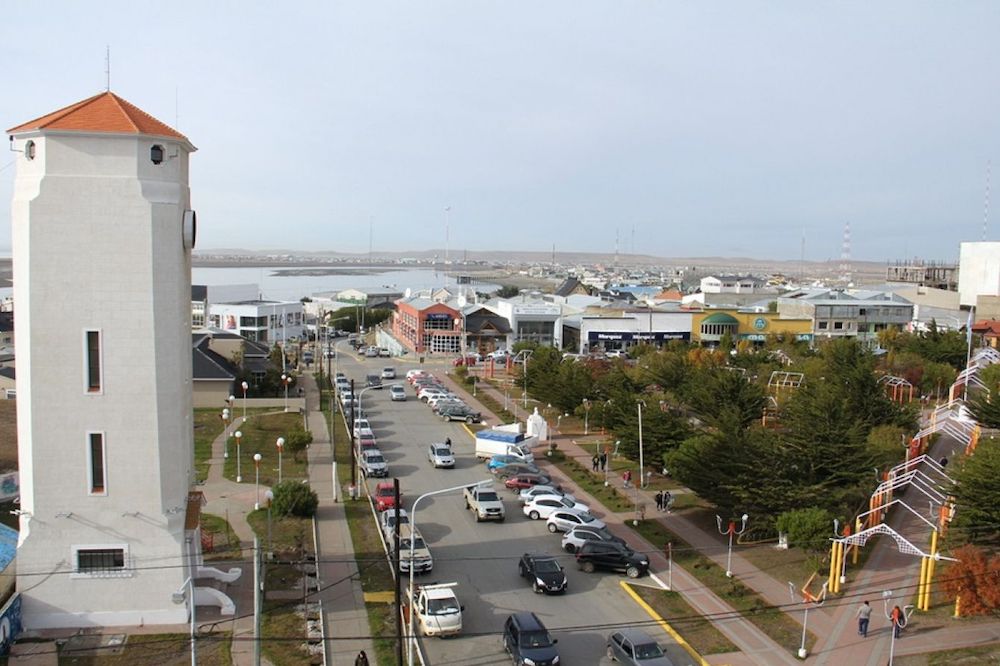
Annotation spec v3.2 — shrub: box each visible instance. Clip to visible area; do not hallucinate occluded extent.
[775,507,833,552]
[272,481,319,517]
[284,429,313,461]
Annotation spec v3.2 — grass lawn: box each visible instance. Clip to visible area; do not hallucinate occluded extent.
[894,642,1000,665]
[261,601,321,666]
[630,519,816,657]
[247,511,313,560]
[224,412,310,486]
[631,585,738,656]
[200,513,243,562]
[193,409,228,483]
[467,385,518,424]
[58,632,231,665]
[543,450,637,513]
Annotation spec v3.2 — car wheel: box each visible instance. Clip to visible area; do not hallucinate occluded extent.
[529,510,540,520]
[465,500,470,509]
[519,565,526,578]
[626,565,640,579]
[607,646,616,661]
[564,543,576,554]
[547,523,558,533]
[466,416,475,424]
[532,580,543,594]
[580,560,596,573]
[442,414,448,421]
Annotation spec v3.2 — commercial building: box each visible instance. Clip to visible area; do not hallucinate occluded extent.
[8,91,238,628]
[391,295,463,354]
[699,275,766,294]
[778,288,913,346]
[490,296,563,348]
[690,310,813,345]
[207,299,304,343]
[563,309,692,353]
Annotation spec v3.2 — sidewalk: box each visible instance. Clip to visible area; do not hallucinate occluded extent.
[300,372,375,665]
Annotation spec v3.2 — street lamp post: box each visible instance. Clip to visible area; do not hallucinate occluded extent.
[241,380,249,424]
[582,398,591,435]
[276,437,285,485]
[637,400,646,489]
[281,373,290,412]
[234,431,243,482]
[407,480,491,666]
[253,453,262,510]
[788,580,827,659]
[221,408,230,459]
[716,514,749,577]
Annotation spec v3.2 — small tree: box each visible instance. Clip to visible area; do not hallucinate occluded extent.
[272,481,319,517]
[284,429,313,462]
[775,507,834,552]
[940,544,1000,616]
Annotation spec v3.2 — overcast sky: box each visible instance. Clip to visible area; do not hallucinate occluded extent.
[2,2,998,262]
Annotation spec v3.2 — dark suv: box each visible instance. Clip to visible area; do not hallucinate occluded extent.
[576,541,649,578]
[503,612,559,666]
[439,404,483,423]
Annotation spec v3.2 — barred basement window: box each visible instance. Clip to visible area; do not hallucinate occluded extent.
[76,548,126,574]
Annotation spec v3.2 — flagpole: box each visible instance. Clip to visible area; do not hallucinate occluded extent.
[963,306,975,401]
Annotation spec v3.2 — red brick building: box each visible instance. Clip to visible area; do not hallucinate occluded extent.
[392,296,463,354]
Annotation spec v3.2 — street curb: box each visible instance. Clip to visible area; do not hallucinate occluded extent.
[619,580,713,666]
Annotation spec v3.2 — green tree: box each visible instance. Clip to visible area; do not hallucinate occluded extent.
[950,436,1000,546]
[495,285,520,298]
[284,429,313,462]
[271,481,319,517]
[775,507,834,551]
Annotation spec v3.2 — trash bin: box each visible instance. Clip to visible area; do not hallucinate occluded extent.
[419,356,425,364]
[348,484,357,500]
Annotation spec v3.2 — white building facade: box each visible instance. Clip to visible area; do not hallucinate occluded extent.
[207,299,304,343]
[958,241,1000,308]
[8,92,234,628]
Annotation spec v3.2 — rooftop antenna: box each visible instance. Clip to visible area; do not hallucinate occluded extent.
[368,215,373,265]
[800,229,806,282]
[982,160,992,241]
[104,45,110,91]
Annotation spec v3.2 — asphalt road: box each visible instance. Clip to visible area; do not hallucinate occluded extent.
[337,351,689,666]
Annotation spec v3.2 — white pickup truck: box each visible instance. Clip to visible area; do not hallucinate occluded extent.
[409,583,464,637]
[463,484,506,522]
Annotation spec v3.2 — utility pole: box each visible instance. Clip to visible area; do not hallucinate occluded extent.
[349,379,356,491]
[253,535,262,666]
[394,479,403,665]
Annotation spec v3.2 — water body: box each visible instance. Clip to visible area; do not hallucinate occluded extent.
[192,265,499,302]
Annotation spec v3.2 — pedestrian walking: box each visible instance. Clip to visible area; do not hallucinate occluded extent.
[663,490,672,513]
[599,452,607,471]
[355,650,369,666]
[856,600,872,637]
[891,605,903,638]
[654,491,664,511]
[592,454,600,472]
[622,470,631,488]
[939,456,948,469]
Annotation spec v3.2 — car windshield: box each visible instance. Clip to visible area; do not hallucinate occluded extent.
[401,537,425,550]
[478,491,499,502]
[634,642,665,659]
[377,487,393,497]
[367,454,384,464]
[519,630,553,648]
[577,512,597,523]
[385,515,408,528]
[427,597,461,615]
[533,559,561,573]
[433,447,451,456]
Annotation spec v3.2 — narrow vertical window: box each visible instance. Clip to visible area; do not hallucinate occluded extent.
[89,433,106,494]
[86,330,101,392]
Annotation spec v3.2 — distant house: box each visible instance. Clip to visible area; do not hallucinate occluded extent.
[0,367,14,399]
[192,333,237,408]
[700,275,765,294]
[972,320,1000,349]
[0,312,12,347]
[554,277,590,298]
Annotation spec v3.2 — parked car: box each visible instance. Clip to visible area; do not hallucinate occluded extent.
[561,525,627,554]
[439,404,483,423]
[360,449,388,478]
[397,524,433,574]
[357,437,379,456]
[378,348,391,357]
[576,541,649,578]
[522,496,590,520]
[520,485,576,505]
[518,553,567,595]
[389,384,407,401]
[546,510,606,533]
[503,612,559,666]
[406,369,427,381]
[427,443,456,469]
[381,367,396,379]
[431,399,466,415]
[379,508,409,543]
[353,418,374,438]
[504,473,554,492]
[452,355,478,367]
[492,462,543,478]
[487,455,534,471]
[488,350,509,362]
[418,386,450,402]
[374,481,398,512]
[426,392,460,409]
[606,349,626,359]
[607,629,673,665]
[365,346,380,358]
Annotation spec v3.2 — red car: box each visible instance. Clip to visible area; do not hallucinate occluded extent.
[374,481,399,512]
[504,473,553,492]
[452,356,478,367]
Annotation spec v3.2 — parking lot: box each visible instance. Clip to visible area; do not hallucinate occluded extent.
[335,351,688,665]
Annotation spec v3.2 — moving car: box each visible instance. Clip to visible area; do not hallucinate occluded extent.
[365,374,383,389]
[546,510,606,533]
[522,496,590,520]
[518,553,567,595]
[381,367,396,379]
[607,629,674,665]
[503,612,559,666]
[427,443,456,469]
[561,525,627,553]
[389,384,407,401]
[576,541,649,578]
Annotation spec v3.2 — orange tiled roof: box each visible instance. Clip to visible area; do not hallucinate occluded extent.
[654,289,684,301]
[972,320,1000,336]
[7,91,187,141]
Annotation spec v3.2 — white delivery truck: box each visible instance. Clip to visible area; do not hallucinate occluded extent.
[474,424,538,461]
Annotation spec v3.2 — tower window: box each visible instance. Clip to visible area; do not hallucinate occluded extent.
[72,545,130,577]
[150,144,164,165]
[88,432,106,494]
[85,330,102,393]
[25,140,36,160]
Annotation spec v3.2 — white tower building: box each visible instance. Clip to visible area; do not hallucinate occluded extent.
[7,92,212,628]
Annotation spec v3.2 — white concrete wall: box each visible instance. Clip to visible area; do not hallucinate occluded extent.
[958,242,1000,307]
[10,129,194,628]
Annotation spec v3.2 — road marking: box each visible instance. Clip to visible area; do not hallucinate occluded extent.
[619,580,713,666]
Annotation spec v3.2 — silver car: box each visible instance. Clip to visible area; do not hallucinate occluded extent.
[607,628,674,665]
[389,384,406,401]
[427,443,456,469]
[546,510,606,533]
[519,485,577,505]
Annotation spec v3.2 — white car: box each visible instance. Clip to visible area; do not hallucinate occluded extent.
[353,418,374,438]
[381,367,396,379]
[418,386,449,402]
[519,485,577,504]
[522,496,590,520]
[427,443,456,468]
[406,369,428,381]
[360,449,388,478]
[380,508,409,542]
[546,510,606,533]
[389,384,407,401]
[561,525,627,554]
[426,393,459,408]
